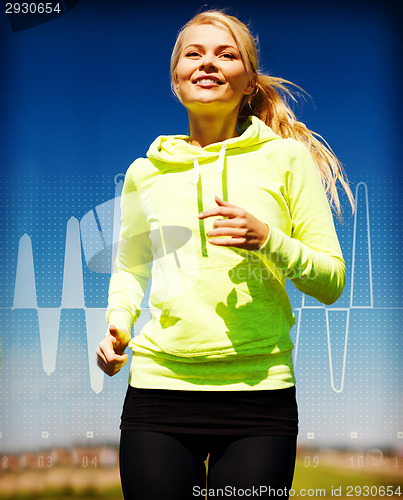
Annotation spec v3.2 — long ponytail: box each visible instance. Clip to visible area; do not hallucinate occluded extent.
[239,74,355,219]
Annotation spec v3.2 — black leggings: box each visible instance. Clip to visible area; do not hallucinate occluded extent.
[120,430,297,499]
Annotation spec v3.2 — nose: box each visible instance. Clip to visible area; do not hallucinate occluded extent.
[199,52,218,71]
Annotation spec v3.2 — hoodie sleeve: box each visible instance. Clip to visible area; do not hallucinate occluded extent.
[106,161,152,332]
[257,139,346,305]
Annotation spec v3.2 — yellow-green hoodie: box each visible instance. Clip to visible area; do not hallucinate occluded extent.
[107,116,345,390]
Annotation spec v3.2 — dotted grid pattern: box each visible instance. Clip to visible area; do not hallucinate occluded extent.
[0,173,402,454]
[289,174,403,447]
[0,174,126,454]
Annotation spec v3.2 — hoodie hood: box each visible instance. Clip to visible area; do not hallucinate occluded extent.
[146,115,280,168]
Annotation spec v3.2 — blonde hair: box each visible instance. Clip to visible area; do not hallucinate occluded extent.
[170,10,355,219]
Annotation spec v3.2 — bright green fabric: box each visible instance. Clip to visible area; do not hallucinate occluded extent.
[106,116,345,390]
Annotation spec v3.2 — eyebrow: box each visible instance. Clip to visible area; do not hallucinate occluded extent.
[183,44,239,51]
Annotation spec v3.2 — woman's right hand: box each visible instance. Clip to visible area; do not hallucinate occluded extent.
[96,325,132,376]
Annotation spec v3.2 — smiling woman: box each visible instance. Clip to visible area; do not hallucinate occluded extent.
[96,9,354,500]
[173,24,255,144]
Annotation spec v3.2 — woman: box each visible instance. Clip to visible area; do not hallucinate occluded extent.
[96,10,354,500]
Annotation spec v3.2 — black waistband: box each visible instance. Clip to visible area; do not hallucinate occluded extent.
[120,385,299,436]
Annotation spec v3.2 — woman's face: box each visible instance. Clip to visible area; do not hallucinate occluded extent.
[174,23,254,115]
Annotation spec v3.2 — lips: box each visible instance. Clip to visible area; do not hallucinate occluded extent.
[193,76,223,85]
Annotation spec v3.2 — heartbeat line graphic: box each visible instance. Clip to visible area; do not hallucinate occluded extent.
[293,182,402,393]
[12,220,106,393]
[7,180,401,394]
[10,175,126,394]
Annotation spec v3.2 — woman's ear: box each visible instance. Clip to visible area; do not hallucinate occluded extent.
[243,73,258,96]
[172,72,183,102]
[173,72,179,90]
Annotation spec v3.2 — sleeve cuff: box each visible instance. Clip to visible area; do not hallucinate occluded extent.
[106,308,133,334]
[258,223,272,251]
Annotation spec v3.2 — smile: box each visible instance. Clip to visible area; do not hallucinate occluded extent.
[193,77,223,86]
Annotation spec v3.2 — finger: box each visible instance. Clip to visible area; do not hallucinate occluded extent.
[214,196,237,208]
[96,342,112,365]
[97,353,128,376]
[105,351,128,365]
[97,341,114,362]
[108,355,128,376]
[198,206,241,219]
[108,325,130,342]
[98,359,127,377]
[208,237,247,247]
[108,324,120,339]
[96,356,109,372]
[99,340,127,364]
[96,348,107,367]
[97,342,119,374]
[212,217,245,229]
[207,227,248,238]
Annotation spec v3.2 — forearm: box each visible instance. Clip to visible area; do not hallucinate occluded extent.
[106,268,149,332]
[258,224,346,305]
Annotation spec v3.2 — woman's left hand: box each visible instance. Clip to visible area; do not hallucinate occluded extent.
[198,196,269,251]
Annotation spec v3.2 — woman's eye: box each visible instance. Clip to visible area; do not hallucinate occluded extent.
[221,53,236,59]
[185,51,200,57]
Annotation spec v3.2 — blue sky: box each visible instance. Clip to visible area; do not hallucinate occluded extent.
[0,0,401,455]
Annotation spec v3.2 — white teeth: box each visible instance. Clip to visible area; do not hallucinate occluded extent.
[196,79,220,84]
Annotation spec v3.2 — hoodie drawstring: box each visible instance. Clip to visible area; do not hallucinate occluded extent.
[191,145,228,257]
[219,144,228,202]
[216,144,226,175]
[197,178,208,258]
[190,144,226,184]
[190,157,200,185]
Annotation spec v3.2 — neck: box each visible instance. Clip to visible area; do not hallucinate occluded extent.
[187,109,239,148]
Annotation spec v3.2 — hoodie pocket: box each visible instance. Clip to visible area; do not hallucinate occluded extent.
[152,261,288,359]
